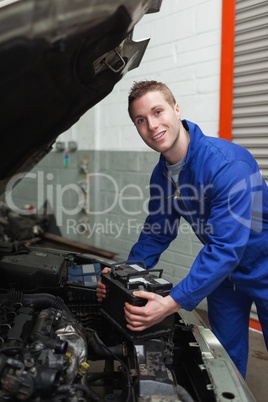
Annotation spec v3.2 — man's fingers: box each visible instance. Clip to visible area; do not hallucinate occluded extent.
[126,323,145,332]
[102,267,111,274]
[124,302,140,314]
[124,305,150,325]
[96,267,111,302]
[98,281,106,290]
[125,314,147,331]
[132,290,151,299]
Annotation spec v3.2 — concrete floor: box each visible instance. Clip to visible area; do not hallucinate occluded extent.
[196,309,268,402]
[246,328,268,402]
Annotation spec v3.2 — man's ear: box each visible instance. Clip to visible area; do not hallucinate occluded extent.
[175,103,181,119]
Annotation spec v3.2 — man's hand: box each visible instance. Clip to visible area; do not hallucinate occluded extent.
[96,267,110,303]
[124,291,181,331]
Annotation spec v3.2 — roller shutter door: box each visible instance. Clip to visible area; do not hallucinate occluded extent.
[232,0,268,183]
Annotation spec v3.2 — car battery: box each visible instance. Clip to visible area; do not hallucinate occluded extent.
[100,261,175,340]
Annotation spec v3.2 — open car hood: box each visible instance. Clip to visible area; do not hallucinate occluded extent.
[0,0,162,195]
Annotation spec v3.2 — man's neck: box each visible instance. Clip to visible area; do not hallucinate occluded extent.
[164,125,190,165]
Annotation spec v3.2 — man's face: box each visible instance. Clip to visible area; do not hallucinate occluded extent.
[130,90,182,157]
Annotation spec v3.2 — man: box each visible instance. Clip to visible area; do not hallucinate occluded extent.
[97,80,268,378]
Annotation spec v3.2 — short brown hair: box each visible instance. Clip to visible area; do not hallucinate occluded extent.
[128,80,176,119]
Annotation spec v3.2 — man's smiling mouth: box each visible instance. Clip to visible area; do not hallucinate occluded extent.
[153,131,166,140]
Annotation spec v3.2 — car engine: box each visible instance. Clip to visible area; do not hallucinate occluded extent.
[0,243,237,402]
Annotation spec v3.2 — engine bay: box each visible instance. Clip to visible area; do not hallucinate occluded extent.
[0,243,243,401]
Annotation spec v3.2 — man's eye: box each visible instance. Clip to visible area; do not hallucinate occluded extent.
[155,110,161,115]
[137,118,145,124]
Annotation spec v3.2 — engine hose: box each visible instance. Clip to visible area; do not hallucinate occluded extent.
[87,371,121,384]
[73,384,103,402]
[86,329,132,402]
[0,291,72,317]
[86,329,124,359]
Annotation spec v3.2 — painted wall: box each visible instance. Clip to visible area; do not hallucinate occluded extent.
[8,0,223,310]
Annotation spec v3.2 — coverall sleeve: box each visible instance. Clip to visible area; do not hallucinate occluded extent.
[170,160,259,310]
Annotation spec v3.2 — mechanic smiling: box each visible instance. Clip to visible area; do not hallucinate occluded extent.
[97,80,268,378]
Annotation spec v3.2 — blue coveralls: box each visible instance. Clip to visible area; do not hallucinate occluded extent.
[128,120,268,378]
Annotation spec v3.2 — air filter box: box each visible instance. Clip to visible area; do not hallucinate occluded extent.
[100,261,174,339]
[0,250,66,291]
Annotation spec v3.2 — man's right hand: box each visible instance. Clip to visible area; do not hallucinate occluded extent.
[96,267,110,303]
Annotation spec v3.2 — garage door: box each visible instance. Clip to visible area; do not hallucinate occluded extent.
[232,0,268,183]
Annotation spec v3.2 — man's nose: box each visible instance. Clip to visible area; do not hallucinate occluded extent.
[147,116,158,131]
